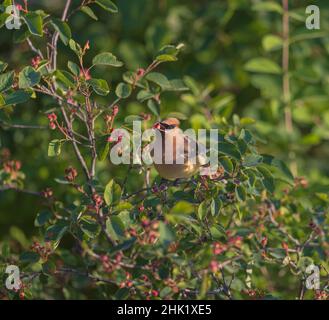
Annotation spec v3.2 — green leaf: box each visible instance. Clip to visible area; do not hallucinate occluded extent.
[156,54,177,62]
[95,0,118,13]
[137,90,155,102]
[34,211,52,227]
[168,79,189,91]
[155,45,179,62]
[80,217,101,239]
[262,35,282,52]
[0,71,14,92]
[0,61,8,73]
[69,39,81,55]
[4,90,31,106]
[45,223,68,243]
[105,216,125,240]
[92,52,123,67]
[67,61,80,76]
[20,251,40,264]
[197,201,208,220]
[51,19,71,45]
[242,154,263,167]
[110,216,125,237]
[211,199,222,216]
[261,154,294,182]
[252,1,283,14]
[235,185,247,202]
[110,238,136,253]
[147,99,160,117]
[23,12,43,36]
[219,142,241,160]
[0,94,5,107]
[146,72,170,89]
[13,24,30,43]
[170,201,194,215]
[18,66,41,89]
[80,6,98,20]
[55,70,75,88]
[88,78,110,96]
[104,179,122,205]
[48,139,62,157]
[258,166,275,193]
[167,201,195,224]
[115,82,132,98]
[159,221,175,247]
[244,58,282,74]
[219,156,234,174]
[99,141,110,161]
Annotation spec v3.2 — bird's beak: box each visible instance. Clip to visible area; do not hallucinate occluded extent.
[153,122,161,130]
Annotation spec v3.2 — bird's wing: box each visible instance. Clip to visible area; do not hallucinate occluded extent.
[183,135,208,166]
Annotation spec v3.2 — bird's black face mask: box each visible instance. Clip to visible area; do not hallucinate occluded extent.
[153,122,176,131]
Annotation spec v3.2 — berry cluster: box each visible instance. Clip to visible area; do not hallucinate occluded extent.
[65,166,78,182]
[31,241,52,260]
[47,113,57,130]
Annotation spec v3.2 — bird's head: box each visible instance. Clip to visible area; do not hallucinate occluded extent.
[152,118,180,131]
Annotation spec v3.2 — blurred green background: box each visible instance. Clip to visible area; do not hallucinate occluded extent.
[1,0,329,240]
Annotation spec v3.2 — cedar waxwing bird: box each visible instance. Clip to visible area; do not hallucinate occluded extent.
[150,118,207,180]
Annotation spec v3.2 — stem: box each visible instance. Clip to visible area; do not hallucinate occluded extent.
[282,0,297,176]
[51,0,72,70]
[0,185,40,197]
[60,103,91,181]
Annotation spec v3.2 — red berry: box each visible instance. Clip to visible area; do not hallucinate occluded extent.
[151,290,159,297]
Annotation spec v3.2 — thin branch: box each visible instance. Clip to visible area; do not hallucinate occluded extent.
[51,0,72,70]
[0,185,40,197]
[26,38,44,59]
[0,120,47,130]
[282,0,297,176]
